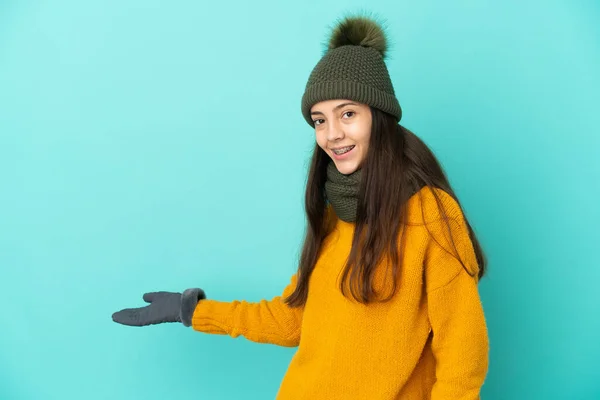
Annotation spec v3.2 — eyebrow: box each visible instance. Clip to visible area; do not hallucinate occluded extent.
[310,102,358,116]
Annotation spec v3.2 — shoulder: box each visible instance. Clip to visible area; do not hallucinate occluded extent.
[405,187,480,288]
[405,186,465,225]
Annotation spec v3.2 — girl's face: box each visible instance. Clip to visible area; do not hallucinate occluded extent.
[310,99,372,175]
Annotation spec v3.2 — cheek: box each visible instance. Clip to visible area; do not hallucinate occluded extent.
[315,133,328,151]
[362,123,372,146]
[358,128,371,148]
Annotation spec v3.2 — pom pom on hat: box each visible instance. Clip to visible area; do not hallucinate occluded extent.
[327,15,389,58]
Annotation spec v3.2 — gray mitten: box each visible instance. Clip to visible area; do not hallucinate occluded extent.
[112,288,206,327]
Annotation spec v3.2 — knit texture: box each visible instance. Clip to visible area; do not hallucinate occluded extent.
[191,187,489,399]
[324,160,361,222]
[301,45,401,127]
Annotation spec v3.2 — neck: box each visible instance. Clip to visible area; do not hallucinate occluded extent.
[324,161,362,222]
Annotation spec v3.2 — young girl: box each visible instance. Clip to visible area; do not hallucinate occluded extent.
[112,14,489,399]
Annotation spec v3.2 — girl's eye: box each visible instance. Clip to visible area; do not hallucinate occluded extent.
[313,119,324,126]
[343,111,355,118]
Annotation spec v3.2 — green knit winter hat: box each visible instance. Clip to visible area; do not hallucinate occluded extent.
[301,15,402,127]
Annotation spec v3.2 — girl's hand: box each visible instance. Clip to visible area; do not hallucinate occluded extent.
[112,288,206,327]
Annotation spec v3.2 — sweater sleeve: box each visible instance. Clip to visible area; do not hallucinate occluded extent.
[425,207,489,399]
[190,273,304,347]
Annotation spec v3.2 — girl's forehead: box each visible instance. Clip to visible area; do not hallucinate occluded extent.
[311,99,364,111]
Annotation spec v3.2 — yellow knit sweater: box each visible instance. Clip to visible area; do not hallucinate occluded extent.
[191,187,489,399]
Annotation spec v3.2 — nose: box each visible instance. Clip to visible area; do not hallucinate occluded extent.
[326,120,344,142]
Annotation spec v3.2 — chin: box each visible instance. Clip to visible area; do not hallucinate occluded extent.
[334,161,360,175]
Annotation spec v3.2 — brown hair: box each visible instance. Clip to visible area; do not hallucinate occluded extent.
[285,107,486,307]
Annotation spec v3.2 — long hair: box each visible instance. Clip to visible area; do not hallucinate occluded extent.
[285,107,486,307]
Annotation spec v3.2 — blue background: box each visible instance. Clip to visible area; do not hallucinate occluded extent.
[1,1,599,399]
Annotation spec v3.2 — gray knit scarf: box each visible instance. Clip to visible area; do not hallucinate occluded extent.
[324,161,362,222]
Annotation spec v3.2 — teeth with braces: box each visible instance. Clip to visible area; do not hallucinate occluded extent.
[333,146,354,155]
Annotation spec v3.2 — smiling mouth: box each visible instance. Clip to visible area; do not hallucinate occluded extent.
[332,145,355,155]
